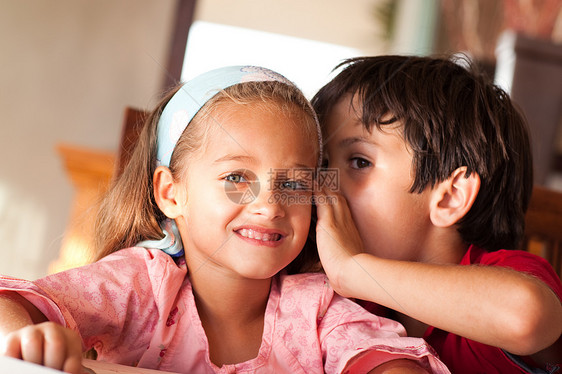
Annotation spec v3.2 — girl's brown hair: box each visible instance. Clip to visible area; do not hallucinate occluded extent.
[94,80,320,272]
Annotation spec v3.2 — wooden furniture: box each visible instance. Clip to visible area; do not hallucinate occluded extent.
[115,107,148,176]
[49,144,115,273]
[50,107,148,273]
[523,185,562,278]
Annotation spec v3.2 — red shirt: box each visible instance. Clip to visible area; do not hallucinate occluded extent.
[359,245,562,373]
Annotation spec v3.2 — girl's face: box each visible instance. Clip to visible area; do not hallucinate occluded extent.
[176,100,317,280]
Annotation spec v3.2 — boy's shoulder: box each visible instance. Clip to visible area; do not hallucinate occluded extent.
[463,245,562,300]
[464,244,553,268]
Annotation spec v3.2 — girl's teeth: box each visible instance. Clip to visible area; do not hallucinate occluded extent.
[239,229,279,241]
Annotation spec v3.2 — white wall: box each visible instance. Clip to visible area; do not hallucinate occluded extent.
[0,0,176,279]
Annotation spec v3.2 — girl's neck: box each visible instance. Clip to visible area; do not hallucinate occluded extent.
[190,270,272,323]
[189,267,273,366]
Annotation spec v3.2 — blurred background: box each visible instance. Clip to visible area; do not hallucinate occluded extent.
[1,0,561,280]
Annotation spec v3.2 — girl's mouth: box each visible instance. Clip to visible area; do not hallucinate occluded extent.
[236,228,282,242]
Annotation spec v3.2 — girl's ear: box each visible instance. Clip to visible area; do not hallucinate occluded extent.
[153,166,184,219]
[429,167,480,227]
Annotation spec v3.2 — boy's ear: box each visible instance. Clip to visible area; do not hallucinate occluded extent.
[429,167,480,227]
[153,166,184,219]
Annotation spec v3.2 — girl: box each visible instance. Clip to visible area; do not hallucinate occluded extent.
[0,66,448,373]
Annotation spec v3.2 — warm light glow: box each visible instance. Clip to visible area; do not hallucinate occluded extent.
[48,235,94,274]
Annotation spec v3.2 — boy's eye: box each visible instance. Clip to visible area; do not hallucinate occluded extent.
[350,157,372,169]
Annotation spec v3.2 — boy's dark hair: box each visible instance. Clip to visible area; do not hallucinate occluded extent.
[312,55,533,251]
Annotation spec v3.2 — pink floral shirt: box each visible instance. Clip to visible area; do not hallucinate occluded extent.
[0,248,449,373]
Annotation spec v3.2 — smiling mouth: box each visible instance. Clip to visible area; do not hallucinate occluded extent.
[236,228,282,242]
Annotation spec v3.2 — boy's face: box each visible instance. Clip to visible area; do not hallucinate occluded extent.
[323,94,434,261]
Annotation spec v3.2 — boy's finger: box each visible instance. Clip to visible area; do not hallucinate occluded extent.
[329,190,354,222]
[315,187,335,223]
[319,186,346,220]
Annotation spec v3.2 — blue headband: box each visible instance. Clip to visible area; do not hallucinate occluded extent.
[156,65,300,167]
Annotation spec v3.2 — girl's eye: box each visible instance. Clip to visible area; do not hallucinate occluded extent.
[350,157,372,169]
[225,174,248,183]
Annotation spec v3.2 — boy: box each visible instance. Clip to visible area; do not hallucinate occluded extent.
[312,55,562,373]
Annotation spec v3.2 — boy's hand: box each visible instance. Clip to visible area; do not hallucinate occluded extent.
[1,321,83,374]
[315,185,365,297]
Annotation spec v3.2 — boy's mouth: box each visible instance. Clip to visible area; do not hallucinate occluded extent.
[236,228,282,242]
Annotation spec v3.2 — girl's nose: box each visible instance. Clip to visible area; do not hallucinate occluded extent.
[249,187,285,219]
